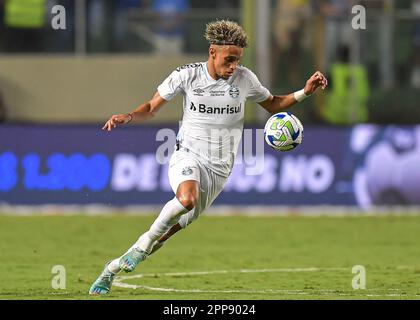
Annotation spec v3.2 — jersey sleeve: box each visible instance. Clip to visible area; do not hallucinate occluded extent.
[244,68,272,103]
[157,69,184,101]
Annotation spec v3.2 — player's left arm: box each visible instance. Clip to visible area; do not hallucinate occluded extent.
[259,71,328,114]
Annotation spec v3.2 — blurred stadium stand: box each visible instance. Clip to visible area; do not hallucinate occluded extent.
[0,0,419,125]
[1,0,420,212]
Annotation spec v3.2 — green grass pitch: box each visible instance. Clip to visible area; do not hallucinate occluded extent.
[0,214,419,300]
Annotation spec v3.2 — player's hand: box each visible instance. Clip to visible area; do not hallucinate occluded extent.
[102,113,132,131]
[304,71,328,95]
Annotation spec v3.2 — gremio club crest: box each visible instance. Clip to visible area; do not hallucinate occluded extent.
[229,86,240,98]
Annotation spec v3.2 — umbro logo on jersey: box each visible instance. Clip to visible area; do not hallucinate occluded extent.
[193,88,205,96]
[190,102,241,114]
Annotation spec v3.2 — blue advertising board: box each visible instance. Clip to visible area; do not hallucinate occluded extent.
[1,124,419,208]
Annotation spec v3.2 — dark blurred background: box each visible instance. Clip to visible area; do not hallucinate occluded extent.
[1,1,420,210]
[0,0,418,125]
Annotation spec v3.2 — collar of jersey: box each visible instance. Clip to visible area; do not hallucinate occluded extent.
[204,62,230,84]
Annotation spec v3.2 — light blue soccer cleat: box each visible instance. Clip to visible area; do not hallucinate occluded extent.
[89,263,115,295]
[119,247,148,272]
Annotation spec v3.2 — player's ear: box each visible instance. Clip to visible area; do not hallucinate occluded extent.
[209,46,217,59]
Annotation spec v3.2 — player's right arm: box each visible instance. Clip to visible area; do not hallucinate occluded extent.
[102,91,167,131]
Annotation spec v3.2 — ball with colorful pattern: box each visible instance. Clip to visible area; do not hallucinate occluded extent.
[264,112,304,151]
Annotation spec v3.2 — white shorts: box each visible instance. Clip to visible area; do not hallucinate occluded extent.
[168,147,228,228]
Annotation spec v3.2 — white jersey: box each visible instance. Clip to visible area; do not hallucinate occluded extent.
[157,62,271,177]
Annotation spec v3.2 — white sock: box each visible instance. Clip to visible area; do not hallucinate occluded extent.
[107,258,121,274]
[106,197,188,274]
[135,197,188,253]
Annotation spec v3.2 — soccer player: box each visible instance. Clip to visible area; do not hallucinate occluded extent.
[89,20,328,295]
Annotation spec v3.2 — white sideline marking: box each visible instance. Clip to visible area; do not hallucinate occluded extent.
[3,204,420,216]
[113,267,420,297]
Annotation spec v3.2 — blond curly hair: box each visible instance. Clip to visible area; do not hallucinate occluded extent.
[204,20,249,48]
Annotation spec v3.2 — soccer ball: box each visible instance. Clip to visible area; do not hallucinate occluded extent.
[264,112,304,151]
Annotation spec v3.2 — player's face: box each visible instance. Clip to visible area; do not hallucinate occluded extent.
[212,45,243,80]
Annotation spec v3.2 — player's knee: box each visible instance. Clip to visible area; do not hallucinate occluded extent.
[177,192,198,211]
